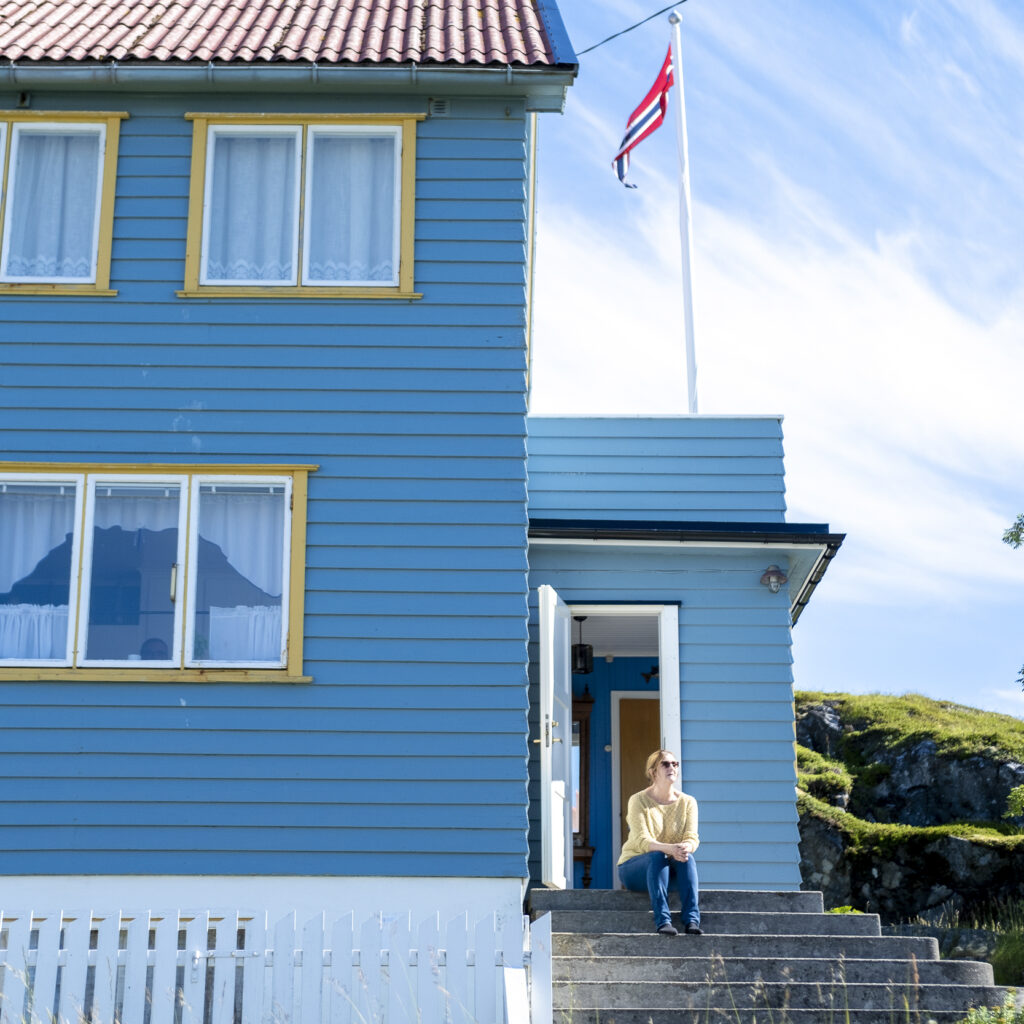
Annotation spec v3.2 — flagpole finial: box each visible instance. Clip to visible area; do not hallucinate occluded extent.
[668,10,681,23]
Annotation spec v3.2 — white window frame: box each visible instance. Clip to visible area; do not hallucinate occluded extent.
[0,121,107,285]
[184,474,292,669]
[1,470,296,672]
[0,472,84,667]
[301,124,402,288]
[199,124,303,288]
[75,474,189,669]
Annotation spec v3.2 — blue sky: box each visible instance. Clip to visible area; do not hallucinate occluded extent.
[528,0,1024,716]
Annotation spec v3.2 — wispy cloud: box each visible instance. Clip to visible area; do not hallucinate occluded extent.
[534,0,1024,707]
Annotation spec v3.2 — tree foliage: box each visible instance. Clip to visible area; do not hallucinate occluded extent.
[1004,513,1024,550]
[1005,515,1024,688]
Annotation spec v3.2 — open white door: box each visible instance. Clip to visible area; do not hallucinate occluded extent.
[658,604,681,757]
[538,584,573,889]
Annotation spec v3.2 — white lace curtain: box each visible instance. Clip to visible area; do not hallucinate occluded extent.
[4,129,101,281]
[0,604,68,660]
[203,128,397,285]
[305,132,396,284]
[204,131,298,284]
[209,605,282,662]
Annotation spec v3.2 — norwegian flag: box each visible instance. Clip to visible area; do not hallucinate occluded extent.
[612,47,674,188]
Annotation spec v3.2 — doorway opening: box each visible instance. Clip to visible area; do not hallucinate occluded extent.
[537,587,679,890]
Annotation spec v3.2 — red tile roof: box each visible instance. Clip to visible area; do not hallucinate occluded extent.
[0,0,563,65]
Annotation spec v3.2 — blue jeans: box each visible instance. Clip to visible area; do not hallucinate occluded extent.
[618,851,700,929]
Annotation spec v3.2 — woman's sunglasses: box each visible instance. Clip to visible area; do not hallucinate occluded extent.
[660,760,680,769]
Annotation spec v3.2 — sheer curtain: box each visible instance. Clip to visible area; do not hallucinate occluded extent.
[4,129,101,281]
[0,605,69,660]
[0,484,76,660]
[305,131,397,284]
[195,486,286,663]
[204,131,298,284]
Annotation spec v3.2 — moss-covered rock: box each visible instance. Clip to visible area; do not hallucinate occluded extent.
[798,790,1024,921]
[796,692,1024,827]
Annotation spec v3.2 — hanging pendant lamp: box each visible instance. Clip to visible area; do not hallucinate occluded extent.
[572,615,594,675]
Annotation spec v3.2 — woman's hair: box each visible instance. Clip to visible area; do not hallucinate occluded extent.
[645,749,678,783]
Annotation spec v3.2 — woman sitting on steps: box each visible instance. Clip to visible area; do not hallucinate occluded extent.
[617,748,702,937]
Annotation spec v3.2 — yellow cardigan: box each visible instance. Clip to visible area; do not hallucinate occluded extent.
[617,790,700,865]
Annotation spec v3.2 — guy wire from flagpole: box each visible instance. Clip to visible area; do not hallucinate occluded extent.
[577,0,689,56]
[669,9,699,415]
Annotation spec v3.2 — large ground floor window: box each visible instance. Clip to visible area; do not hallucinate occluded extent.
[0,464,313,680]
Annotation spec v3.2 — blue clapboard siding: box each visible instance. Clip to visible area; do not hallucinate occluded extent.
[527,415,787,522]
[526,542,801,890]
[0,90,534,877]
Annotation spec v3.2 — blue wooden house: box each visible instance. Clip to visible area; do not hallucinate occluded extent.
[0,0,840,962]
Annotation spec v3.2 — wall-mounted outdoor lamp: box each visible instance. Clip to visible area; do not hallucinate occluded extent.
[759,565,789,594]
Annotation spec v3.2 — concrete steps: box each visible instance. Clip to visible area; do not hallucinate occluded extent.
[528,888,1020,1024]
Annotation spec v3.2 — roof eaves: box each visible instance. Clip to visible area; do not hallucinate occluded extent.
[533,0,576,68]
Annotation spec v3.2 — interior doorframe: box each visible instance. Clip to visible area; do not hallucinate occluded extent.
[610,688,659,890]
[567,602,681,888]
[568,602,680,750]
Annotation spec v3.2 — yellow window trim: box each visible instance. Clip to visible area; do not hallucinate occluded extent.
[183,114,420,298]
[176,287,422,299]
[0,461,316,680]
[0,669,313,684]
[1,462,318,473]
[0,111,126,295]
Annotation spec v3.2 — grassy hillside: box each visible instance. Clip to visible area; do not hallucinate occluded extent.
[795,690,1024,762]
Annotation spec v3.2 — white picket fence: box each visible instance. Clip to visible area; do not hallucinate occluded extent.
[0,909,552,1024]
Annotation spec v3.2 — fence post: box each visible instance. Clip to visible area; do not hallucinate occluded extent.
[327,910,354,1024]
[528,913,552,1024]
[240,912,267,1024]
[474,915,498,1024]
[443,913,469,1024]
[122,912,152,1024]
[149,912,180,1024]
[181,912,210,1024]
[271,912,297,1024]
[92,912,122,1024]
[357,912,384,1024]
[28,912,61,1024]
[300,913,326,1024]
[58,912,91,1024]
[416,913,443,1024]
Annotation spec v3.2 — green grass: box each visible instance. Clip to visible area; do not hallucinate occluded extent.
[955,995,1024,1023]
[797,791,1024,856]
[795,691,1024,763]
[795,746,853,800]
[917,900,1024,987]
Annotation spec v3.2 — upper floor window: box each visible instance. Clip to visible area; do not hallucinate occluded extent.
[0,112,125,295]
[181,114,422,299]
[0,465,313,681]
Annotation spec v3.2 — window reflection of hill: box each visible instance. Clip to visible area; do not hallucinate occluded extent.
[1,528,276,612]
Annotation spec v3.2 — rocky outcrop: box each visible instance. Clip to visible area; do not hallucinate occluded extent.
[796,694,1024,923]
[796,699,1024,827]
[867,741,1024,826]
[798,796,1024,922]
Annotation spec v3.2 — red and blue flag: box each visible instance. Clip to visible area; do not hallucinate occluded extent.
[613,47,674,188]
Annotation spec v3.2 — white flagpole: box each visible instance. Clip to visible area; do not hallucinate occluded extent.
[669,10,698,414]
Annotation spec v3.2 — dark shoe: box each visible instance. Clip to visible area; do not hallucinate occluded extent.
[684,923,703,935]
[657,923,678,936]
